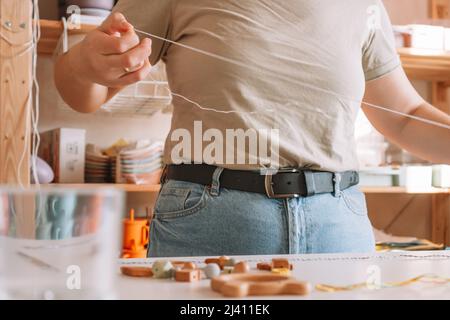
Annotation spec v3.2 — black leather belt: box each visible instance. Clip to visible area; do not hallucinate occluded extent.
[164,164,359,199]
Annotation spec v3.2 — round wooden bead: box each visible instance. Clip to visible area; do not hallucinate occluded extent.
[203,263,221,279]
[152,260,174,279]
[233,262,250,274]
[183,262,197,270]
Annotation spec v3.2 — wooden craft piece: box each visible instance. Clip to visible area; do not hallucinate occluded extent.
[152,260,174,279]
[211,273,311,298]
[183,262,197,270]
[233,261,250,274]
[272,258,292,269]
[224,258,237,267]
[205,257,228,270]
[257,262,272,271]
[175,269,201,282]
[120,266,153,278]
[222,267,234,274]
[271,268,291,276]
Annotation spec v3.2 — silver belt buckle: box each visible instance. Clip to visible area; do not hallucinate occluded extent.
[264,168,301,199]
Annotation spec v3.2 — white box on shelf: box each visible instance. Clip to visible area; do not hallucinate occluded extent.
[39,128,86,183]
[359,167,401,187]
[409,24,445,50]
[399,166,433,191]
[432,165,450,188]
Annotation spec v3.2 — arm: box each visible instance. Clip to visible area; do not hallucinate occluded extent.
[363,67,450,164]
[54,13,152,113]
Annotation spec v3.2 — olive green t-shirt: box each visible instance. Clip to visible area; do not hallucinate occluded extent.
[113,0,400,172]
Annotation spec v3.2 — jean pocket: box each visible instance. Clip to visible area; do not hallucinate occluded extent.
[340,186,368,216]
[154,180,208,219]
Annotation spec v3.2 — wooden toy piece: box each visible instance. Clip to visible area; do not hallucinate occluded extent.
[211,273,311,298]
[233,261,250,274]
[203,263,221,279]
[222,267,234,274]
[122,209,150,259]
[257,262,272,271]
[120,266,153,278]
[272,258,291,269]
[183,262,197,270]
[223,258,237,267]
[152,260,174,279]
[271,268,291,276]
[205,258,221,265]
[205,257,227,270]
[175,269,201,282]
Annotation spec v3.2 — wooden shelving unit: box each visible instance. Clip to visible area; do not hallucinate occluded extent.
[361,186,450,194]
[398,47,450,82]
[51,183,161,193]
[38,19,95,55]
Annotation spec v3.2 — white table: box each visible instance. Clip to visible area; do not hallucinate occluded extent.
[117,251,450,300]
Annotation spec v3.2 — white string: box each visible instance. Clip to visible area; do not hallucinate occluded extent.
[171,92,274,115]
[134,28,450,131]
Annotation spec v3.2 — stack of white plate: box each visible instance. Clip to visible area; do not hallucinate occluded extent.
[119,142,164,185]
[85,152,113,183]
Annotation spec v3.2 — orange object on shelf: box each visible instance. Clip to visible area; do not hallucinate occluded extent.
[122,209,150,259]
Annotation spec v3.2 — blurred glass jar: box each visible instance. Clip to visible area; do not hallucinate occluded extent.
[0,186,124,300]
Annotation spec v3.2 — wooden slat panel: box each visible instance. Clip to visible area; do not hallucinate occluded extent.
[0,0,32,185]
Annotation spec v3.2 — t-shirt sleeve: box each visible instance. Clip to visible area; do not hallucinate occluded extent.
[362,1,401,81]
[112,0,172,65]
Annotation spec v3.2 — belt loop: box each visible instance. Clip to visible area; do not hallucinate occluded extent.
[210,167,225,197]
[160,165,168,184]
[333,172,342,198]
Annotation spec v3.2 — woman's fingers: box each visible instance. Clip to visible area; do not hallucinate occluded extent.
[106,38,152,71]
[95,30,140,55]
[111,58,152,87]
[98,12,131,35]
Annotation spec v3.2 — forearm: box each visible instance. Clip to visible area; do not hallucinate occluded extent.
[395,103,450,164]
[54,43,119,113]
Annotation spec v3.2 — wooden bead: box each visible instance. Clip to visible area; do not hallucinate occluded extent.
[257,263,272,271]
[183,262,197,270]
[271,268,291,276]
[203,263,221,279]
[224,258,237,267]
[175,269,201,282]
[222,267,234,274]
[152,260,174,279]
[233,262,250,274]
[272,258,290,269]
[120,266,153,278]
[205,258,221,265]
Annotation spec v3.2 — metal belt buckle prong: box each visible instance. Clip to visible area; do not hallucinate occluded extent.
[264,168,301,199]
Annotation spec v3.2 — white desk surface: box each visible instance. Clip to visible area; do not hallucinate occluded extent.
[117,251,450,300]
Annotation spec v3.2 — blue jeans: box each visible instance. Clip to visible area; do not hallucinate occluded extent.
[149,171,375,257]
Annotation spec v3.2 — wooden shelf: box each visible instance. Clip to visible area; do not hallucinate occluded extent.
[398,47,450,81]
[38,19,95,55]
[361,186,450,194]
[47,184,161,193]
[45,184,449,194]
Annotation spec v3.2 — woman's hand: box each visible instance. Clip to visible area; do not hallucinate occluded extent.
[55,12,152,113]
[71,12,152,88]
